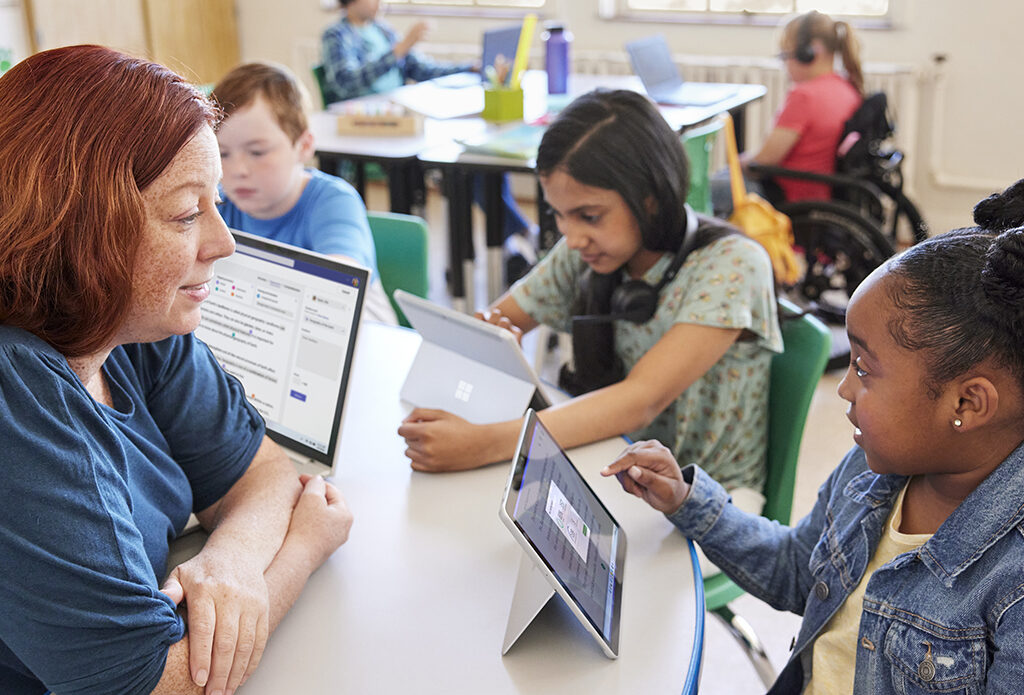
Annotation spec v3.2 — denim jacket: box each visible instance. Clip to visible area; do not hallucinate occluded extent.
[669,444,1024,694]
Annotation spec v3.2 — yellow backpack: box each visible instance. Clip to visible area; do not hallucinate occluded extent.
[721,113,801,287]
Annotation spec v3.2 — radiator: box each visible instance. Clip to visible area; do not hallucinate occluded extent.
[293,38,921,191]
[565,49,922,192]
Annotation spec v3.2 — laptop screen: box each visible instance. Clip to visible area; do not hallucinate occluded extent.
[194,231,367,467]
[625,35,682,91]
[482,25,522,85]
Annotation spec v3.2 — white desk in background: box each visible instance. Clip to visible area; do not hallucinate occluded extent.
[312,72,766,312]
[418,72,767,308]
[238,322,699,694]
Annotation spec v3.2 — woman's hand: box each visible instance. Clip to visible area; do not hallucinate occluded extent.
[285,474,354,566]
[475,307,524,346]
[398,408,495,472]
[160,544,270,695]
[601,440,690,514]
[159,474,352,694]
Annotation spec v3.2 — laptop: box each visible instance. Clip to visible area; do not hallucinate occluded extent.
[194,230,367,477]
[625,34,738,107]
[388,24,521,118]
[498,410,627,658]
[394,290,550,425]
[482,24,522,85]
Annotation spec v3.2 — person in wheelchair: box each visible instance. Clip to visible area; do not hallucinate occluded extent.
[712,9,864,216]
[716,11,927,357]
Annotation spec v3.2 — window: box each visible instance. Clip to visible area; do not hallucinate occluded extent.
[386,0,546,7]
[606,0,888,19]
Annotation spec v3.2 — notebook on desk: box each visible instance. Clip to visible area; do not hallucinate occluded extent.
[395,291,550,425]
[194,231,367,477]
[455,121,545,160]
[625,35,738,107]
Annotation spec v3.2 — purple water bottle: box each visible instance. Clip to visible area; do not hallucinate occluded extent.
[543,22,571,95]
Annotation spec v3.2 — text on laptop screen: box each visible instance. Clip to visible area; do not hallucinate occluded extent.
[194,234,365,461]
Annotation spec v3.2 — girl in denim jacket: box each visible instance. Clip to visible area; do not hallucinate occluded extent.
[603,180,1024,693]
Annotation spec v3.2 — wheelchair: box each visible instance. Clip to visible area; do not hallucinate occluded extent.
[747,92,928,327]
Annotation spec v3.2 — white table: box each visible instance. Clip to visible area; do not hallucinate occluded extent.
[313,72,766,311]
[240,322,699,694]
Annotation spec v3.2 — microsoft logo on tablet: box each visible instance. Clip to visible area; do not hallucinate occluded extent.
[455,380,474,402]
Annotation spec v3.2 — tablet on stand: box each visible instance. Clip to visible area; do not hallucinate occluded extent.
[498,410,627,659]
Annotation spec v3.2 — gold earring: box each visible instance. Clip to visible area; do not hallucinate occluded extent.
[953,418,963,428]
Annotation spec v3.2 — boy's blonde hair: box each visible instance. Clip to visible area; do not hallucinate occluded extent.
[212,61,312,143]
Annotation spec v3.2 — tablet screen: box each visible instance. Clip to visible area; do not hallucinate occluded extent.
[503,413,625,649]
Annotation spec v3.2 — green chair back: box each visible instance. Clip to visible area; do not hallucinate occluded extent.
[366,211,430,328]
[682,119,723,216]
[315,63,389,185]
[762,298,831,524]
[703,297,831,608]
[312,63,329,108]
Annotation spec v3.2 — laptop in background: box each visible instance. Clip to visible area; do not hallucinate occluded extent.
[194,230,367,477]
[394,291,550,425]
[482,24,522,85]
[389,24,521,118]
[625,35,738,107]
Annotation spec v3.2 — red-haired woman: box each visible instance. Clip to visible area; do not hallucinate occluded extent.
[0,45,352,695]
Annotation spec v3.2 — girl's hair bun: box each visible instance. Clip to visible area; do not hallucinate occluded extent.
[974,179,1024,231]
[981,229,1024,308]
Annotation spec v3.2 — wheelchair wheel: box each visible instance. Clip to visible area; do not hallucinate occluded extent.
[779,199,894,324]
[894,192,929,245]
[866,179,930,247]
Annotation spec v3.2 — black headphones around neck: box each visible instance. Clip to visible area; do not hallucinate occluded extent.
[793,12,818,64]
[573,204,699,325]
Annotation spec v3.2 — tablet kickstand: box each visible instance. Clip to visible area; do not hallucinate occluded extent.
[501,549,556,655]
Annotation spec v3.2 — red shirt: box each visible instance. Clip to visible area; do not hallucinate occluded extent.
[774,73,862,201]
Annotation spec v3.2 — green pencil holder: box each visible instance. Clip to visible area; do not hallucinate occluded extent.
[482,87,524,122]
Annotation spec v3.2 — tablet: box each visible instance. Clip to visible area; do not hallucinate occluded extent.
[394,290,550,424]
[499,410,627,658]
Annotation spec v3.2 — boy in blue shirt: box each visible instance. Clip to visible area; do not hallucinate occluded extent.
[213,61,398,324]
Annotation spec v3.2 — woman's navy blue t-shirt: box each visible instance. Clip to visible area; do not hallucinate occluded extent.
[0,327,264,694]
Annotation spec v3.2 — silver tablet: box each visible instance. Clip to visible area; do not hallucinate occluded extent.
[498,410,627,658]
[394,290,550,424]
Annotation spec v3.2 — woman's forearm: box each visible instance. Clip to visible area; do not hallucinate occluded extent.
[152,534,325,695]
[195,436,301,572]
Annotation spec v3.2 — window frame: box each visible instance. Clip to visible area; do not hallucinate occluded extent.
[382,0,548,19]
[596,0,894,27]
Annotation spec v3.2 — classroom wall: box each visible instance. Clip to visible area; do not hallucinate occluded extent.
[234,0,1024,236]
[0,0,29,64]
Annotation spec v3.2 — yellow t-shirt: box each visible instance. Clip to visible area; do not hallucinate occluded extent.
[804,481,931,695]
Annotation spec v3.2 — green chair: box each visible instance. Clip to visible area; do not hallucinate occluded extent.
[682,119,724,216]
[366,211,430,328]
[312,63,329,107]
[703,297,831,687]
[313,63,391,193]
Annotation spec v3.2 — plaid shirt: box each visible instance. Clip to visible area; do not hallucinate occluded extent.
[320,17,474,104]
